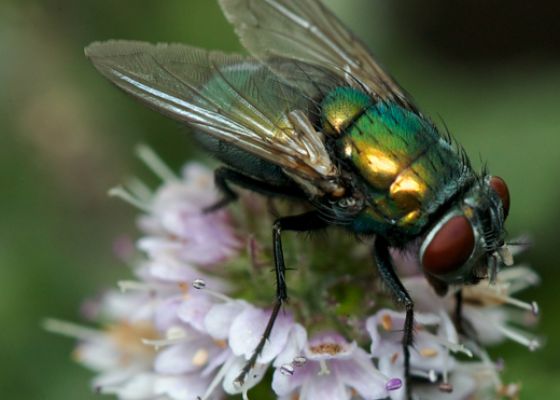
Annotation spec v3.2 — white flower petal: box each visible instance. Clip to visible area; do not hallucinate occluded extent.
[300,370,350,400]
[154,338,219,374]
[204,300,248,340]
[273,324,308,367]
[99,372,158,400]
[272,360,317,396]
[229,307,293,363]
[177,294,215,332]
[222,357,268,395]
[154,374,215,400]
[154,296,183,331]
[333,348,388,400]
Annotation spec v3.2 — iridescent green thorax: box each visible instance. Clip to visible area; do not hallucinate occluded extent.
[321,87,471,237]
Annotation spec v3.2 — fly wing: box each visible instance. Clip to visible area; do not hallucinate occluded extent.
[219,0,417,110]
[85,41,342,194]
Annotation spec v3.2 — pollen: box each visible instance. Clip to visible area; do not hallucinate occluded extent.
[309,342,343,355]
[192,348,210,366]
[108,321,158,356]
[178,282,189,293]
[419,347,438,358]
[381,314,393,331]
[214,339,227,349]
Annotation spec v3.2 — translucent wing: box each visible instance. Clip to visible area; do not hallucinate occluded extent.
[219,0,416,110]
[85,41,342,195]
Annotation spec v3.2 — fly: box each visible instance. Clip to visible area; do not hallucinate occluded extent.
[85,1,513,397]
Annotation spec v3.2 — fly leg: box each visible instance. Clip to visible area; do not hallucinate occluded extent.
[235,211,327,386]
[374,237,414,399]
[455,289,465,335]
[205,167,305,212]
[454,289,476,338]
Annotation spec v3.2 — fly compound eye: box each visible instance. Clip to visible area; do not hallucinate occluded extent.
[422,216,475,275]
[489,176,510,218]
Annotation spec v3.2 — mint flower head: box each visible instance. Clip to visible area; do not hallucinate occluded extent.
[47,147,540,400]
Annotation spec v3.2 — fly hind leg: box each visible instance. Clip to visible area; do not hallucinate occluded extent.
[205,167,305,212]
[235,211,327,386]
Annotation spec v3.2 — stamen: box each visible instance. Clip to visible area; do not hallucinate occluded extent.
[142,337,185,349]
[135,144,178,182]
[410,369,438,383]
[126,177,153,203]
[438,382,453,393]
[117,280,160,292]
[475,345,502,388]
[498,265,540,292]
[108,186,151,212]
[471,284,539,315]
[199,355,236,400]
[497,325,540,351]
[190,280,233,303]
[495,358,505,372]
[43,318,102,341]
[421,332,473,357]
[498,383,521,398]
[318,360,330,375]
[142,327,189,349]
[503,297,539,316]
[531,301,540,316]
[442,350,449,382]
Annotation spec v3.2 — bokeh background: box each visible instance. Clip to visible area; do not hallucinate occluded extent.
[1,0,559,398]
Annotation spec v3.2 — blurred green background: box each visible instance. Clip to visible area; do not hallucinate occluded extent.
[1,0,559,398]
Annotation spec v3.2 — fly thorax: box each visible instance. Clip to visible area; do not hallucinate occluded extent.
[320,87,372,136]
[334,101,448,235]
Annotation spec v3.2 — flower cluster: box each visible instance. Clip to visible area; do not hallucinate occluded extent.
[47,147,540,400]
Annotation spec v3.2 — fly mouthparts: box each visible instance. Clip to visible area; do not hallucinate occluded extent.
[497,246,514,267]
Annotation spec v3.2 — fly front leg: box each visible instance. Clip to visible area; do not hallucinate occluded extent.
[235,211,327,386]
[455,289,465,335]
[374,237,414,399]
[454,289,476,339]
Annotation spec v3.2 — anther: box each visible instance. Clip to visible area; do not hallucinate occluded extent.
[531,301,539,316]
[385,378,403,391]
[495,358,505,372]
[135,144,179,183]
[438,383,453,393]
[498,325,540,351]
